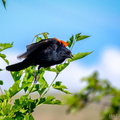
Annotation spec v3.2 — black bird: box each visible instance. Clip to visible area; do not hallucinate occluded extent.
[6,38,72,71]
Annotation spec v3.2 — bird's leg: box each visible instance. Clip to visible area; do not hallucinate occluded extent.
[34,65,41,84]
[38,65,41,70]
[38,65,41,79]
[34,67,37,84]
[37,65,41,80]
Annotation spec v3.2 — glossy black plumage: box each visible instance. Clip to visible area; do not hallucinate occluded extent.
[6,38,72,71]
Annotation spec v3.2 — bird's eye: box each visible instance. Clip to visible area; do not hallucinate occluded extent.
[66,51,70,54]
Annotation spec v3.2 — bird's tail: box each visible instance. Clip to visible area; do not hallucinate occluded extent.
[6,59,32,71]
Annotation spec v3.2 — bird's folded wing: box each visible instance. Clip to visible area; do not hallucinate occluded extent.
[17,39,52,59]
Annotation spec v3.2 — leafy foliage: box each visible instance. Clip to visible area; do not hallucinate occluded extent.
[52,81,71,94]
[67,33,90,48]
[65,72,120,120]
[68,52,92,62]
[0,43,13,65]
[0,32,92,119]
[0,43,13,52]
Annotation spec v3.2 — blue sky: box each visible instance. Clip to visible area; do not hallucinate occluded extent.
[0,0,120,66]
[0,0,120,90]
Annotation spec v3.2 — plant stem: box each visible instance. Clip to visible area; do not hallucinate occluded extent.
[70,39,76,51]
[32,33,41,43]
[26,83,34,95]
[41,73,59,97]
[0,87,3,94]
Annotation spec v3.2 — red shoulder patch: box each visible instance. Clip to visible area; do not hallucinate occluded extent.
[54,38,68,47]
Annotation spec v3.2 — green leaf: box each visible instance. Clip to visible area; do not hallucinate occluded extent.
[56,63,69,73]
[22,76,34,93]
[52,81,71,94]
[0,43,13,52]
[11,71,23,82]
[35,98,46,105]
[75,33,81,38]
[0,43,13,64]
[0,53,9,64]
[36,37,42,42]
[19,109,27,113]
[67,35,75,48]
[40,32,49,39]
[76,35,90,41]
[68,52,93,62]
[43,96,62,105]
[31,84,40,92]
[1,102,11,115]
[19,95,29,102]
[8,80,22,97]
[46,96,55,101]
[67,34,90,48]
[0,53,6,58]
[0,80,3,85]
[2,0,6,9]
[75,33,90,41]
[45,67,59,73]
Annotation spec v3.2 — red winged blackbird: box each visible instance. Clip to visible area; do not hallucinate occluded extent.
[6,38,72,71]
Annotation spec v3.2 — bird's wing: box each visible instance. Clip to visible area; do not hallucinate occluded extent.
[17,39,54,59]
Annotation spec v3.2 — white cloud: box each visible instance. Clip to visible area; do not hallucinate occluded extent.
[0,48,120,93]
[96,47,120,87]
[101,48,120,75]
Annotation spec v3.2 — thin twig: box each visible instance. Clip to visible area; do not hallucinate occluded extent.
[0,87,3,94]
[41,73,59,98]
[31,33,41,43]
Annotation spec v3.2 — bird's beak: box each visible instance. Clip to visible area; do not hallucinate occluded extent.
[69,54,73,59]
